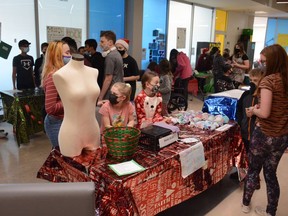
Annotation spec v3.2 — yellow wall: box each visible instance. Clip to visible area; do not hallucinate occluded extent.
[215,10,227,53]
[215,10,227,32]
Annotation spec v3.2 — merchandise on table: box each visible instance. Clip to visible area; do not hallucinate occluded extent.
[169,110,229,131]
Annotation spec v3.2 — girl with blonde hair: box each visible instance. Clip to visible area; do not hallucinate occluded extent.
[99,82,135,134]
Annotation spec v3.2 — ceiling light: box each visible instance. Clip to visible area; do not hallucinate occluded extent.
[255,11,267,14]
[277,0,288,4]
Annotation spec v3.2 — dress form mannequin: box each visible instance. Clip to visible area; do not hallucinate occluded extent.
[53,54,100,157]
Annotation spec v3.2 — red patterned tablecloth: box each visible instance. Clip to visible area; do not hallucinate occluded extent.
[37,122,246,216]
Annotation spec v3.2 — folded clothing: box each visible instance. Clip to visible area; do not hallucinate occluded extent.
[153,122,180,133]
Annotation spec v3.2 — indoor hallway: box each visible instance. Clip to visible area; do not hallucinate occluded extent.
[0,95,288,216]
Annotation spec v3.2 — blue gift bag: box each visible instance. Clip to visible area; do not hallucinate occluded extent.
[202,96,238,120]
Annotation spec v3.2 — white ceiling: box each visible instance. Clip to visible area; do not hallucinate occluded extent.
[183,0,288,17]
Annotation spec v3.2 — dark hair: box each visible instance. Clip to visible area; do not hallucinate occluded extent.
[77,46,85,52]
[85,39,98,50]
[159,59,171,75]
[61,36,77,54]
[100,31,116,44]
[169,49,179,62]
[223,48,230,58]
[260,44,288,95]
[147,61,158,71]
[210,47,219,55]
[224,48,230,54]
[41,42,49,50]
[223,64,232,73]
[234,42,245,55]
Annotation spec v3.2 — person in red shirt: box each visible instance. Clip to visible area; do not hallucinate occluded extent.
[169,49,193,102]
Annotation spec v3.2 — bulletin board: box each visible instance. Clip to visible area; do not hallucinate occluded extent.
[47,26,82,48]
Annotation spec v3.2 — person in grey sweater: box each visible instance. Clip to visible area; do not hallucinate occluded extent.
[158,59,173,116]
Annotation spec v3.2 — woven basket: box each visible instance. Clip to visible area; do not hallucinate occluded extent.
[103,127,141,160]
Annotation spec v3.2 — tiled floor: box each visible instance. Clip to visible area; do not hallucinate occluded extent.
[0,95,288,216]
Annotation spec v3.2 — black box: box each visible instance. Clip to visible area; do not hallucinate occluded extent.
[139,125,172,151]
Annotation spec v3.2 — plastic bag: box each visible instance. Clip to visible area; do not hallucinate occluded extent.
[202,96,238,120]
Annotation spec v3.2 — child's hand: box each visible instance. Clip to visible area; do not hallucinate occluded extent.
[140,119,153,129]
[245,107,254,117]
[163,116,172,124]
[97,100,108,107]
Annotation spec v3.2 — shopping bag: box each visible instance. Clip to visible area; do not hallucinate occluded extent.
[202,96,238,120]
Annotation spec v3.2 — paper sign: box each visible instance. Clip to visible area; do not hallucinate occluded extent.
[0,40,12,59]
[158,132,178,148]
[108,160,145,176]
[179,142,205,178]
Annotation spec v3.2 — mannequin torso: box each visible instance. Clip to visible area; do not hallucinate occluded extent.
[53,54,100,157]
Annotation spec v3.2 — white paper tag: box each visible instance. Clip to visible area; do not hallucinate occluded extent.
[158,132,178,148]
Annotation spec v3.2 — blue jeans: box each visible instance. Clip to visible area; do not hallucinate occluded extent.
[44,114,62,148]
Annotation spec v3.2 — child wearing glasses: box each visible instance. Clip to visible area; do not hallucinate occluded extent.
[99,82,135,134]
[134,71,164,129]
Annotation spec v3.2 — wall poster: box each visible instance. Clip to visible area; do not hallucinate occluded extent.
[47,26,82,48]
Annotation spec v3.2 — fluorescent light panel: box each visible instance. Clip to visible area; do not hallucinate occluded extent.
[277,0,288,4]
[255,11,267,14]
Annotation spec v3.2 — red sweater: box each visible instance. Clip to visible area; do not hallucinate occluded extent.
[43,73,64,119]
[175,52,193,80]
[134,90,163,128]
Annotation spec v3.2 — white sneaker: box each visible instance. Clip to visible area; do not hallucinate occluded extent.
[241,204,251,213]
[255,206,272,216]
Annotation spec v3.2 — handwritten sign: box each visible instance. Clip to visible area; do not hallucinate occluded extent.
[179,142,205,178]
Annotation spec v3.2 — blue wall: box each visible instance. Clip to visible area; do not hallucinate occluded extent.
[141,0,168,69]
[265,18,288,52]
[89,0,125,51]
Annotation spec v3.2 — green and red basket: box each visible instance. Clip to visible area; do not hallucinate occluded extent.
[103,127,141,160]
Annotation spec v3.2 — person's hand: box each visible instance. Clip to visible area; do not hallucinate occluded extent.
[97,99,108,107]
[232,60,238,68]
[245,107,254,118]
[163,116,172,124]
[140,119,153,129]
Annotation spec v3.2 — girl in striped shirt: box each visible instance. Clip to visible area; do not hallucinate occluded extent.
[41,41,71,147]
